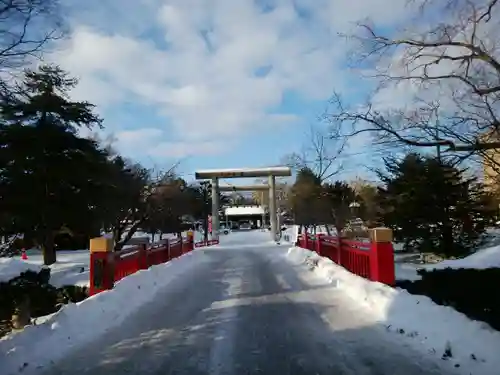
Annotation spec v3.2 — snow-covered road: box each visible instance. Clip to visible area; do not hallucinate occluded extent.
[42,231,457,375]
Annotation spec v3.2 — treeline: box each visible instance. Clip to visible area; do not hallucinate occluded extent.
[289,154,497,259]
[0,66,215,265]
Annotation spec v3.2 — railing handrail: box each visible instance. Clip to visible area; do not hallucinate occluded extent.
[296,230,395,286]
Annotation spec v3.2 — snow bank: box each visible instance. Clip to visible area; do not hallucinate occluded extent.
[0,250,209,375]
[432,245,500,270]
[0,258,40,282]
[286,246,500,375]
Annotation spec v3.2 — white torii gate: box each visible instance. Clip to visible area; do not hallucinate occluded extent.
[194,167,292,241]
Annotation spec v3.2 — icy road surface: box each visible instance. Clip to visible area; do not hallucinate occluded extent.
[43,231,457,375]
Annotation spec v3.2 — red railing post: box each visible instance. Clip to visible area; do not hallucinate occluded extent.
[315,234,323,255]
[337,236,342,267]
[165,239,171,262]
[187,232,194,252]
[89,237,115,296]
[369,228,395,286]
[139,244,148,269]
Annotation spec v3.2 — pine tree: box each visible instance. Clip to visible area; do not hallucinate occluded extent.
[0,65,106,265]
[378,153,496,258]
[290,167,323,228]
[322,181,357,235]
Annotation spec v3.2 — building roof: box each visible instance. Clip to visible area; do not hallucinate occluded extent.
[224,205,265,216]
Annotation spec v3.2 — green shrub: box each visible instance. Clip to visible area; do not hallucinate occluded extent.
[0,269,89,336]
[396,268,500,331]
[57,285,89,305]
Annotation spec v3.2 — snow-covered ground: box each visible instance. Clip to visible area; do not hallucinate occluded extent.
[0,231,207,287]
[0,250,90,287]
[394,244,500,281]
[286,246,500,375]
[2,231,498,374]
[1,232,464,375]
[0,249,211,375]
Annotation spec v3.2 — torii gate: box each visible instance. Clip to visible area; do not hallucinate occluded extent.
[219,184,270,229]
[194,167,292,241]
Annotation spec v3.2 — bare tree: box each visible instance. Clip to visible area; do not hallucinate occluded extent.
[329,0,500,159]
[283,124,345,182]
[0,0,63,90]
[251,180,289,210]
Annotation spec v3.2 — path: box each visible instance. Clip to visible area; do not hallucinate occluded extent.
[42,231,457,375]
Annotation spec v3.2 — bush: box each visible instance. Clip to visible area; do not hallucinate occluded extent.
[396,268,500,331]
[0,269,89,336]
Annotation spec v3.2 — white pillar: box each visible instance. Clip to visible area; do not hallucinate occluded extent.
[261,207,266,230]
[211,178,220,239]
[268,175,277,241]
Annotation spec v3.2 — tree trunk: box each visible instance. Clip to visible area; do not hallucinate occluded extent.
[42,233,56,265]
[115,220,144,251]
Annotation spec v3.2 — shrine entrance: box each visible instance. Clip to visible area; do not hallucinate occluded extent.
[194,167,292,242]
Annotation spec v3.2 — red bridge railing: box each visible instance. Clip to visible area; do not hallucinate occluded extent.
[89,234,219,296]
[296,229,395,286]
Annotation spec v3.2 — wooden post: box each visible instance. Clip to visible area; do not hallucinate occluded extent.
[369,228,395,286]
[89,237,115,296]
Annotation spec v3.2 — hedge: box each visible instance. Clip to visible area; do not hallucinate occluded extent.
[396,267,500,331]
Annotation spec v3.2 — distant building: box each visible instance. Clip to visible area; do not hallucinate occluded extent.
[223,205,269,229]
[482,130,500,190]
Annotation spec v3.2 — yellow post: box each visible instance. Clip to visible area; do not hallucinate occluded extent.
[89,236,115,295]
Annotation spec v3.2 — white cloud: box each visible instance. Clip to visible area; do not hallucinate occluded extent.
[52,0,413,158]
[112,128,228,159]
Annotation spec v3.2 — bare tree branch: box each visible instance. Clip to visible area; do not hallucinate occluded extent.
[282,123,345,182]
[0,0,64,87]
[331,0,500,159]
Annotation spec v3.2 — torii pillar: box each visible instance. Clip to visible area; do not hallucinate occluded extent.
[211,178,220,239]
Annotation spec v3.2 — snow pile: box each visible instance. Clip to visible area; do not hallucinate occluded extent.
[0,249,209,375]
[286,246,500,375]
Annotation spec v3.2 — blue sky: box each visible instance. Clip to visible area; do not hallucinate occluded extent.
[51,0,414,184]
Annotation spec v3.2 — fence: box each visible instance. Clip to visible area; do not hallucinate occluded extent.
[195,239,220,248]
[89,235,219,295]
[296,228,395,286]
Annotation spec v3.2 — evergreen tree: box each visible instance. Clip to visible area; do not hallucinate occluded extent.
[322,181,357,235]
[0,65,107,265]
[378,153,496,258]
[289,167,323,228]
